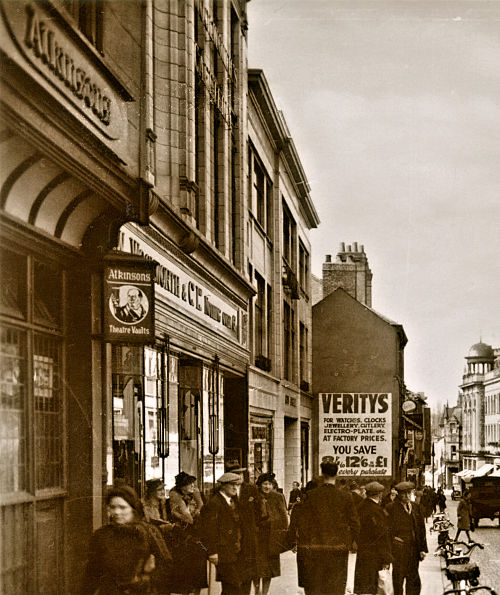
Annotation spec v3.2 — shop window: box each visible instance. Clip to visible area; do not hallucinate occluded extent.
[0,247,65,593]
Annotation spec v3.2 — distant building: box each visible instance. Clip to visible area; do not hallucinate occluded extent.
[460,342,498,473]
[312,288,407,481]
[438,403,462,489]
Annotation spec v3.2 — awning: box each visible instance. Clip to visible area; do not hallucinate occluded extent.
[455,469,474,478]
[473,464,495,477]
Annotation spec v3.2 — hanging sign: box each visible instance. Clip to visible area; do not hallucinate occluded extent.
[103,254,156,343]
[319,393,392,477]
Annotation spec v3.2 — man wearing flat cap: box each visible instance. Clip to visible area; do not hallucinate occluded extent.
[300,461,360,595]
[200,472,247,594]
[354,482,392,595]
[224,464,268,593]
[386,481,427,595]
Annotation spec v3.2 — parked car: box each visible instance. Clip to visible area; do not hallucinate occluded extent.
[469,475,500,526]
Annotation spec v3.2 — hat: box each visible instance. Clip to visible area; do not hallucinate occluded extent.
[364,481,385,494]
[175,471,197,488]
[256,472,276,485]
[106,485,141,510]
[395,481,415,492]
[217,472,242,484]
[226,464,247,473]
[145,478,164,495]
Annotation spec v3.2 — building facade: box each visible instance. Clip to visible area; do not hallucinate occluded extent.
[1,2,322,591]
[437,403,462,489]
[247,69,319,491]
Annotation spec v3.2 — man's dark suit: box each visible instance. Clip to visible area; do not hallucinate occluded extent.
[354,497,392,595]
[386,500,428,595]
[301,483,360,595]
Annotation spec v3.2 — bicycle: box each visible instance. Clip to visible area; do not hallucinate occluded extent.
[437,541,496,595]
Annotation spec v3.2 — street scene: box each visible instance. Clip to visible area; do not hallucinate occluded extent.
[1,0,499,594]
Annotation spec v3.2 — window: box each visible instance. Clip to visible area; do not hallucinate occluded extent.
[299,241,309,295]
[299,322,308,386]
[248,145,273,236]
[61,0,103,49]
[254,273,271,371]
[283,300,295,382]
[0,247,65,593]
[282,200,296,271]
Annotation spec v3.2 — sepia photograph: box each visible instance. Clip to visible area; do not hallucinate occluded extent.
[1,0,499,593]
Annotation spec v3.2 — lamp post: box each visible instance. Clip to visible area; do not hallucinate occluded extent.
[431,443,435,489]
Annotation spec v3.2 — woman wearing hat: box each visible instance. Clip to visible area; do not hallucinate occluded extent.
[143,478,171,524]
[354,482,392,595]
[81,485,172,595]
[167,472,207,595]
[254,473,289,595]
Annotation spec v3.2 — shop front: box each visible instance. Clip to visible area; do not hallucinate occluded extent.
[112,224,251,496]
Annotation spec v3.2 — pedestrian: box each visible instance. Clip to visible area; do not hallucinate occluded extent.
[354,481,393,595]
[167,472,207,595]
[382,484,398,511]
[386,481,427,595]
[437,487,447,512]
[349,480,366,511]
[455,490,473,543]
[420,487,433,523]
[81,485,172,595]
[199,472,248,595]
[253,473,289,595]
[225,465,268,593]
[288,481,302,511]
[142,478,171,524]
[299,461,360,595]
[287,480,316,594]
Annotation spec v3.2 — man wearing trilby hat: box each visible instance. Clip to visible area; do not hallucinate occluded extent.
[386,481,428,595]
[354,482,392,595]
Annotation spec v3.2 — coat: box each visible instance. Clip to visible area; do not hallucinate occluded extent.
[457,497,472,530]
[386,500,427,572]
[81,522,172,595]
[300,483,360,594]
[354,497,393,595]
[199,492,245,587]
[255,490,289,578]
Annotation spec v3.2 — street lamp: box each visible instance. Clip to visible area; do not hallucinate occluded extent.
[431,443,435,489]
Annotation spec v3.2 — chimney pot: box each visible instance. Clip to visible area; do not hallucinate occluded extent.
[325,254,332,263]
[353,242,358,252]
[340,242,345,252]
[347,245,352,252]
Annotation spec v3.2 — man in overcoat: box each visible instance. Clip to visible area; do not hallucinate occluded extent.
[225,465,268,593]
[200,472,247,595]
[386,481,428,595]
[354,481,392,595]
[300,461,360,595]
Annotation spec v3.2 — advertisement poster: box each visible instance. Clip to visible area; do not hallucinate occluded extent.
[319,393,392,477]
[103,256,155,343]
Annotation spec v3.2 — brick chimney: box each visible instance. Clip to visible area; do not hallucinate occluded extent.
[322,242,372,306]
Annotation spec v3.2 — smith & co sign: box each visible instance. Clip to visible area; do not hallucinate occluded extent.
[103,256,156,344]
[0,1,127,139]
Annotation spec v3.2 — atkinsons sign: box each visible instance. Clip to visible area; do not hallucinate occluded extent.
[319,393,392,477]
[103,256,155,343]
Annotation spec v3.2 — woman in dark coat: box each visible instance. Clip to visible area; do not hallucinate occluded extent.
[254,473,289,595]
[287,481,316,593]
[455,490,473,542]
[81,485,172,595]
[437,487,447,512]
[354,482,392,595]
[166,472,207,595]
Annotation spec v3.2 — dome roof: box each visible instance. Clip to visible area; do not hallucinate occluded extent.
[467,342,494,360]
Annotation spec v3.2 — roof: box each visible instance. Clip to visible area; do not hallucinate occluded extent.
[467,342,494,360]
[248,69,320,229]
[314,287,408,348]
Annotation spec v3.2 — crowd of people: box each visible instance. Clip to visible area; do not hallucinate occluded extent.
[81,464,447,595]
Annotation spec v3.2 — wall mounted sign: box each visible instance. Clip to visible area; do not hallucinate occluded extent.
[402,399,417,413]
[103,254,156,343]
[319,393,392,478]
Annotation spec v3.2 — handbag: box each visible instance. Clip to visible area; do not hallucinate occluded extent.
[377,565,394,595]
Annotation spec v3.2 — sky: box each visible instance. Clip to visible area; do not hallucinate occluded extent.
[247,0,500,408]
